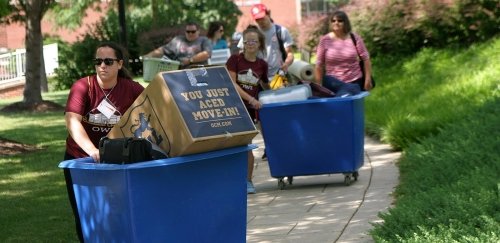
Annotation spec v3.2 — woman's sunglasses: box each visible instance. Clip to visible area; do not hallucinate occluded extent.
[94,58,120,66]
[331,19,344,23]
[244,40,258,45]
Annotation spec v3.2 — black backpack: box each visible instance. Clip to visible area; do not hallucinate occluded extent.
[275,25,287,62]
[99,137,168,164]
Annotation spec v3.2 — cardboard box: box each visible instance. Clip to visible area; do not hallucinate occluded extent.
[108,66,258,157]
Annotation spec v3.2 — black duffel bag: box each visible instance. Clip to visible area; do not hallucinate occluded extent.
[99,137,168,164]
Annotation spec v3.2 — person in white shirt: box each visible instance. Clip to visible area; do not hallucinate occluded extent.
[238,3,294,80]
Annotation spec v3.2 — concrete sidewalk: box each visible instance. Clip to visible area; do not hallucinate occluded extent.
[246,133,401,243]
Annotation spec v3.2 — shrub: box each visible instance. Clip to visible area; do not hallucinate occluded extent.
[53,37,99,90]
[348,0,499,57]
[289,14,329,61]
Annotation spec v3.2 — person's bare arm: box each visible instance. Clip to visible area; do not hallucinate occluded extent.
[227,69,262,109]
[363,58,373,91]
[180,51,211,66]
[143,47,164,58]
[281,46,294,72]
[65,112,100,162]
[314,65,324,85]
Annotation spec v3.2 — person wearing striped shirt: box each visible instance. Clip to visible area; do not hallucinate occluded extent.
[315,10,373,95]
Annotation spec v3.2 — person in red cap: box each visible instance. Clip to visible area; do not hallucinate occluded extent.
[239,3,294,81]
[239,3,295,161]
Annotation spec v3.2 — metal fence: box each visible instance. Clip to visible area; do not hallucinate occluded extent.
[0,43,59,89]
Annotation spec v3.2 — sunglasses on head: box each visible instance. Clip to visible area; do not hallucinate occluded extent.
[331,19,344,23]
[244,40,258,45]
[94,58,119,66]
[185,30,197,34]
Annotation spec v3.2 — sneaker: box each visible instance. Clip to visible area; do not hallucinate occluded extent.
[247,181,256,194]
[261,152,267,161]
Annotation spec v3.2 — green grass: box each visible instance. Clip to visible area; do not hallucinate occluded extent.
[365,38,500,150]
[371,98,500,242]
[0,104,76,242]
[1,38,499,241]
[367,37,500,241]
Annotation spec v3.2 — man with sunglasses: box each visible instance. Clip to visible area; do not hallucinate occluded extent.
[145,22,212,69]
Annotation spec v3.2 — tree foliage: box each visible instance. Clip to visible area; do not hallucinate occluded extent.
[53,0,242,89]
[349,0,500,57]
[294,0,499,58]
[47,0,102,30]
[0,1,15,20]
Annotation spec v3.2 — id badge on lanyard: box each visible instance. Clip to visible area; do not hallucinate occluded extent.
[97,98,117,119]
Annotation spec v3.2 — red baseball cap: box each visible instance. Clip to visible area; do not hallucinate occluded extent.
[251,4,268,20]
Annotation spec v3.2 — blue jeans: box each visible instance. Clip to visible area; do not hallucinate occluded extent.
[322,75,361,97]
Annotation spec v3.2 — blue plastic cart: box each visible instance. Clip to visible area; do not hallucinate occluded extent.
[259,92,368,189]
[59,145,254,243]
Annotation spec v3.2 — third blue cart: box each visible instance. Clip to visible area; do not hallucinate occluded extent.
[259,92,369,189]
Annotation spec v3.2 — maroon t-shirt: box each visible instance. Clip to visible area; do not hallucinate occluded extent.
[65,75,144,158]
[226,53,269,109]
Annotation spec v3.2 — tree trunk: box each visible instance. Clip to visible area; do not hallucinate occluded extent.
[152,0,159,28]
[118,0,127,49]
[22,0,44,104]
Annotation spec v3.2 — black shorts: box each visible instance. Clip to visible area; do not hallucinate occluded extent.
[246,107,259,123]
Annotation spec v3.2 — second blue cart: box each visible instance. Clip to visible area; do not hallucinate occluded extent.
[259,92,368,189]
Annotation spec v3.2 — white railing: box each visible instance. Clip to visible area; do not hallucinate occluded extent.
[0,43,59,89]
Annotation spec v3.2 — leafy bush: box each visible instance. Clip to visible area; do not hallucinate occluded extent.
[290,1,350,58]
[289,14,329,60]
[295,0,499,58]
[349,0,499,57]
[53,37,99,90]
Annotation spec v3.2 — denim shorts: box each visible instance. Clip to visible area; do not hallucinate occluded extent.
[322,75,361,97]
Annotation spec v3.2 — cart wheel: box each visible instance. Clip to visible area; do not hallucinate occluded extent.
[278,178,286,190]
[353,171,359,181]
[344,175,352,186]
[287,176,293,185]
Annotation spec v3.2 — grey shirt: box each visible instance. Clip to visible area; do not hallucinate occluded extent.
[163,35,212,68]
